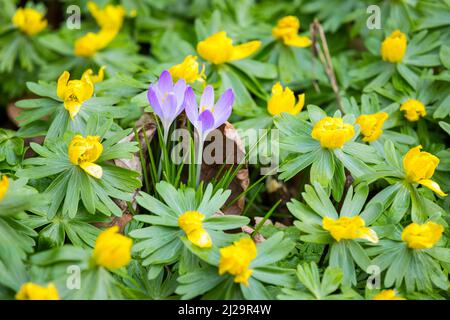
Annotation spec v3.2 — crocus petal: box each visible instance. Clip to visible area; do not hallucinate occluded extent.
[161,92,178,127]
[147,86,164,120]
[230,40,261,61]
[198,109,215,135]
[173,78,187,112]
[200,85,215,110]
[213,88,234,128]
[184,86,199,127]
[157,70,173,93]
[418,179,448,197]
[57,71,70,99]
[80,162,103,179]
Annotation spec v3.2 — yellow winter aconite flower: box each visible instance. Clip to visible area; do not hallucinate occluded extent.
[74,29,117,57]
[15,282,59,300]
[356,112,388,142]
[92,226,133,269]
[400,99,426,122]
[169,55,205,84]
[403,145,447,196]
[197,31,261,65]
[267,82,305,116]
[68,135,103,179]
[178,211,212,248]
[0,176,9,201]
[322,216,379,243]
[401,222,444,249]
[311,117,355,149]
[57,71,94,119]
[12,7,47,36]
[272,16,311,47]
[373,289,405,300]
[381,30,407,63]
[219,238,257,286]
[87,1,125,31]
[82,66,106,84]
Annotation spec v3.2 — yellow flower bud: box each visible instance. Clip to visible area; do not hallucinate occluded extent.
[311,117,355,149]
[272,16,311,47]
[87,1,125,31]
[197,31,261,65]
[403,145,447,196]
[401,221,444,249]
[322,216,378,243]
[74,29,117,57]
[356,112,388,142]
[380,30,407,63]
[178,211,212,248]
[0,175,9,201]
[169,55,205,84]
[15,282,59,300]
[400,99,426,122]
[57,71,94,119]
[267,82,305,116]
[373,289,405,300]
[219,238,257,286]
[68,135,103,179]
[12,7,47,36]
[82,66,106,84]
[92,226,133,269]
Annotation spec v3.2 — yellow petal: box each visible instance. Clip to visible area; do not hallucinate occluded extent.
[57,71,70,99]
[418,179,447,197]
[230,40,261,61]
[80,162,103,179]
[284,35,311,47]
[293,93,305,113]
[187,228,212,248]
[64,100,82,120]
[360,228,379,244]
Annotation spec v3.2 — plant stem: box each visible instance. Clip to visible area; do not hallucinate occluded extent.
[196,135,204,187]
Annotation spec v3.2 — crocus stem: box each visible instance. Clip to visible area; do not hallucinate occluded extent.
[196,134,204,187]
[157,127,170,180]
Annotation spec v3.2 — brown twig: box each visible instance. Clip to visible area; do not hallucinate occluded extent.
[310,19,344,113]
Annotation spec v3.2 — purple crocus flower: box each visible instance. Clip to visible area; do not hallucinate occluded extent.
[147,70,187,136]
[184,85,234,139]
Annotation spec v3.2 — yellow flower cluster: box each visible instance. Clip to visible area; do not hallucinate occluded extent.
[74,2,125,57]
[169,55,205,84]
[403,146,447,196]
[178,211,212,248]
[373,289,405,300]
[16,282,59,300]
[197,31,261,65]
[219,238,257,286]
[311,117,354,149]
[356,112,388,142]
[400,99,426,122]
[68,135,103,179]
[267,82,305,116]
[92,226,133,269]
[401,221,444,250]
[12,7,47,36]
[0,175,9,201]
[381,30,407,63]
[322,216,379,243]
[57,71,94,119]
[272,16,311,47]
